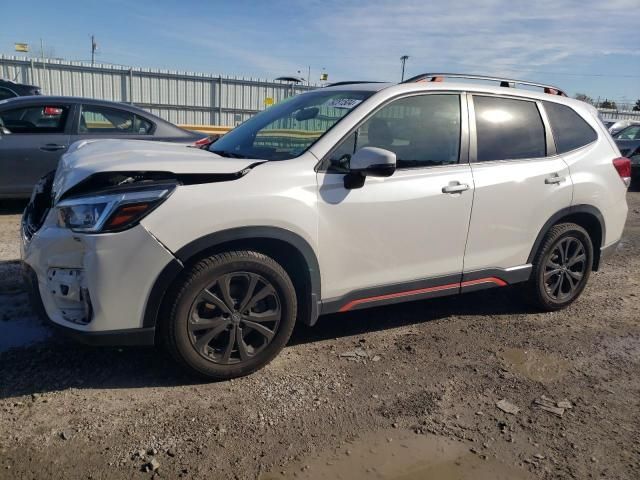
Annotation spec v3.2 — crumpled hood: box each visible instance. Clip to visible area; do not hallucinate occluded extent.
[52,139,261,201]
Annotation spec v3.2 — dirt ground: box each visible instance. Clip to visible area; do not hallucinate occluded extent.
[0,191,639,480]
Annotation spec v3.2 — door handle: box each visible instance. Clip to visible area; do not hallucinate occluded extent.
[545,174,566,185]
[39,144,67,152]
[442,182,470,194]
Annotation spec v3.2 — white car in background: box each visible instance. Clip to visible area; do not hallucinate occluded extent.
[606,119,640,135]
[22,73,630,380]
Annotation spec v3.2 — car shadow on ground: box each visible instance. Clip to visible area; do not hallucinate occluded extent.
[0,273,532,399]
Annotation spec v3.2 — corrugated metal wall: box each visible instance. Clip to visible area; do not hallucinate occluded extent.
[0,55,314,126]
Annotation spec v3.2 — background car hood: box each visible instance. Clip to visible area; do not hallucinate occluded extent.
[52,139,261,201]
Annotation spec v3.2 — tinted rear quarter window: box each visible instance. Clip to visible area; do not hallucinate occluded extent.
[474,96,546,161]
[543,101,597,153]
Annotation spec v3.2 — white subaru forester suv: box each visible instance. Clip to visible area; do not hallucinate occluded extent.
[22,74,630,379]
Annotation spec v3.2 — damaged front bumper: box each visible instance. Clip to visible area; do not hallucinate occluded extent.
[21,193,178,346]
[22,262,156,346]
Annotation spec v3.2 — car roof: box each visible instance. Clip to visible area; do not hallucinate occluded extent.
[315,82,393,92]
[0,95,158,116]
[0,79,38,88]
[318,79,594,112]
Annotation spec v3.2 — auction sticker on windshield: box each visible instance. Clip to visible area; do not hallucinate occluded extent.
[326,98,363,109]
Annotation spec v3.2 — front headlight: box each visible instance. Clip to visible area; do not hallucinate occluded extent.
[56,185,175,233]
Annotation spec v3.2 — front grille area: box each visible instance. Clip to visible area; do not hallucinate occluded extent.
[22,171,55,241]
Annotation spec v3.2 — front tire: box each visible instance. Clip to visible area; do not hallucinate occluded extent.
[161,251,297,380]
[523,223,593,311]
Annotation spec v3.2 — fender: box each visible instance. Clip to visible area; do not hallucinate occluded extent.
[143,226,321,329]
[526,204,605,265]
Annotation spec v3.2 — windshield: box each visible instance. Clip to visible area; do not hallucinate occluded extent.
[614,125,640,141]
[208,89,375,160]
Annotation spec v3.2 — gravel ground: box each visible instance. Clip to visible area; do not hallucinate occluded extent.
[0,191,639,479]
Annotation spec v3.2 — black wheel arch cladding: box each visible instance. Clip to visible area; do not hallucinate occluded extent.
[143,226,321,330]
[527,204,605,269]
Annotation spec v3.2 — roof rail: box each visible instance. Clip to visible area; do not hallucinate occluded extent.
[326,81,387,87]
[401,73,566,96]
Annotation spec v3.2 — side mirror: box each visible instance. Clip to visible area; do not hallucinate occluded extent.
[344,147,396,189]
[295,107,319,121]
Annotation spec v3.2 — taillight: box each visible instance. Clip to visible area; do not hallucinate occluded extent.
[194,137,212,148]
[612,157,631,187]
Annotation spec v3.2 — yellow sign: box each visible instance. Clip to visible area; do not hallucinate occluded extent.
[14,43,29,52]
[264,97,274,106]
[320,73,328,81]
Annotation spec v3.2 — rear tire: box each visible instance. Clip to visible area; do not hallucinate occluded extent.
[160,251,297,380]
[522,222,593,311]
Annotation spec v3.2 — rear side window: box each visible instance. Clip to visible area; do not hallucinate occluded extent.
[0,105,69,133]
[0,87,16,101]
[474,96,546,161]
[80,105,152,134]
[544,101,597,153]
[134,115,153,134]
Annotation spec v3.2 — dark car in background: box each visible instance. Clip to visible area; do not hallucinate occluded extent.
[0,79,41,100]
[613,124,640,184]
[0,96,209,198]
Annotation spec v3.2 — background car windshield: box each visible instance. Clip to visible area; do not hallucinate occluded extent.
[208,90,374,160]
[614,125,640,141]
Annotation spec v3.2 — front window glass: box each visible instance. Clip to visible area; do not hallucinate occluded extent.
[326,94,461,171]
[208,90,374,160]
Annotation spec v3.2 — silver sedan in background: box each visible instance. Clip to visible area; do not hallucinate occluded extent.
[0,96,208,198]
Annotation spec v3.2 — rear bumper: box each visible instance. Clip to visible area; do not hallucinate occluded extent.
[22,262,155,346]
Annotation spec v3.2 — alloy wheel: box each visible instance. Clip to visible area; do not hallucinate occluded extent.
[543,236,588,301]
[187,272,281,364]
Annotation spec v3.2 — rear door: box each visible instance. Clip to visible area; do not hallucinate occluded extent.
[71,104,155,143]
[0,103,72,197]
[463,94,572,279]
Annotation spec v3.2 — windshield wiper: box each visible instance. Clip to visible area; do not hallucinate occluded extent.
[209,149,253,159]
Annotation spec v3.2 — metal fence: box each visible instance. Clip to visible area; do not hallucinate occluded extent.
[3,55,639,126]
[0,55,314,126]
[597,108,640,121]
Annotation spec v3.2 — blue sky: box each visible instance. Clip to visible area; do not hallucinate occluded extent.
[1,0,639,103]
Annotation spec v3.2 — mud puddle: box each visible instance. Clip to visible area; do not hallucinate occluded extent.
[263,429,533,480]
[501,347,569,382]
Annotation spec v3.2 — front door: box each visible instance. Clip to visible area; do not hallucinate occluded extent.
[317,93,475,311]
[0,103,71,197]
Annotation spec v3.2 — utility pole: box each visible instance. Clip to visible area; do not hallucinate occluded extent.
[400,55,409,82]
[40,38,46,76]
[91,35,97,66]
[307,65,311,86]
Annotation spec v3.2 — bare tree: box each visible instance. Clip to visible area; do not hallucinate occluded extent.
[574,93,594,105]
